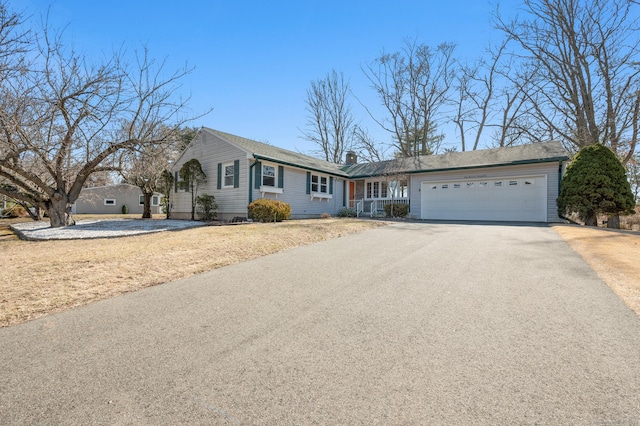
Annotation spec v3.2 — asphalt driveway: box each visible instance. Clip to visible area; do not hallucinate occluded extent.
[1,222,639,425]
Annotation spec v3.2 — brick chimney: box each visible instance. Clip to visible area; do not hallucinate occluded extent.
[345,151,357,166]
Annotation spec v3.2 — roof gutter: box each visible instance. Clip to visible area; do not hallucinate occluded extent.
[252,154,348,178]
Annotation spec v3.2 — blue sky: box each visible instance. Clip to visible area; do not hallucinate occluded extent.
[22,0,511,155]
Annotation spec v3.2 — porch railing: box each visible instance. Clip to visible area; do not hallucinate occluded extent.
[350,198,410,217]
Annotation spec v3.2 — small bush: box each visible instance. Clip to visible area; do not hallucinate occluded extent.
[321,212,331,219]
[248,198,291,222]
[384,203,409,218]
[121,204,129,214]
[196,194,218,221]
[337,208,357,217]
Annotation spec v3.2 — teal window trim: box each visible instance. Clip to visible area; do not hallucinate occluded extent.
[234,160,240,188]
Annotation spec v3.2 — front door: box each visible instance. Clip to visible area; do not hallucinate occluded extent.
[349,181,355,207]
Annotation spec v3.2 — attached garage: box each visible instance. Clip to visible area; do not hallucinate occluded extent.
[420,175,548,222]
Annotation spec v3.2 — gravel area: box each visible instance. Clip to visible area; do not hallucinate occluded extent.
[10,219,205,240]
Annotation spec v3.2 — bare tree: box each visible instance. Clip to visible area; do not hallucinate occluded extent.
[452,37,541,151]
[121,139,179,218]
[0,3,200,227]
[351,125,390,163]
[363,38,456,157]
[301,70,354,164]
[378,160,409,217]
[496,0,640,163]
[627,152,640,203]
[179,158,206,221]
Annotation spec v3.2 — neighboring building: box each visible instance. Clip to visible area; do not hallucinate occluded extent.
[171,127,569,223]
[73,183,162,215]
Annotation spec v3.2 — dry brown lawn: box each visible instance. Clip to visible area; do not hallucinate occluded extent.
[0,218,386,327]
[552,225,640,316]
[2,217,639,328]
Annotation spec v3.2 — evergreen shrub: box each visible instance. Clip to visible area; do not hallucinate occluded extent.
[337,208,356,217]
[196,194,218,221]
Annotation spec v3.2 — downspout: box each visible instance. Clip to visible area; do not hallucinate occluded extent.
[248,157,260,208]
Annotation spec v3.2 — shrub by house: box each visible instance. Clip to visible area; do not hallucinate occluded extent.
[248,199,291,222]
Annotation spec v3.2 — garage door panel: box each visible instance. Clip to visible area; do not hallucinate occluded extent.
[421,176,547,222]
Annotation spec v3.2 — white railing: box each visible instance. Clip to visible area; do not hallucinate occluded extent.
[375,198,410,210]
[370,200,377,217]
[350,198,410,217]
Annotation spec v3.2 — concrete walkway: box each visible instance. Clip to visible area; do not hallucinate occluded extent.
[1,222,639,425]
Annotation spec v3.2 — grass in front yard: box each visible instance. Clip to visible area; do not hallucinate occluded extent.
[552,224,640,316]
[0,218,387,327]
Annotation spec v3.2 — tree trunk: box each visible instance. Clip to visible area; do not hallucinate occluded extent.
[48,192,70,228]
[583,210,598,227]
[191,188,196,221]
[606,214,620,229]
[142,192,152,219]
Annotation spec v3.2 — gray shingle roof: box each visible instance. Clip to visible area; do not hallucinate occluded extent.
[345,141,569,177]
[203,128,569,178]
[203,128,348,176]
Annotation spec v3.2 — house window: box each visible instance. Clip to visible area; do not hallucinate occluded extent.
[224,162,235,187]
[524,179,535,186]
[441,184,448,189]
[311,174,328,193]
[104,199,116,205]
[389,180,407,198]
[366,180,394,198]
[467,182,474,188]
[494,181,503,187]
[479,181,488,188]
[262,164,276,187]
[453,183,461,189]
[140,195,160,206]
[509,180,518,186]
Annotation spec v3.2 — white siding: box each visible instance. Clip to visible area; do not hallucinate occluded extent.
[75,184,162,215]
[172,130,347,220]
[252,166,347,219]
[172,131,250,220]
[408,162,563,222]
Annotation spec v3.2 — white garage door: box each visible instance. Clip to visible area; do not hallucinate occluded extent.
[421,175,547,222]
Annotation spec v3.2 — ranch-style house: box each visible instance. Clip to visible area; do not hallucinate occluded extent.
[170,127,569,223]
